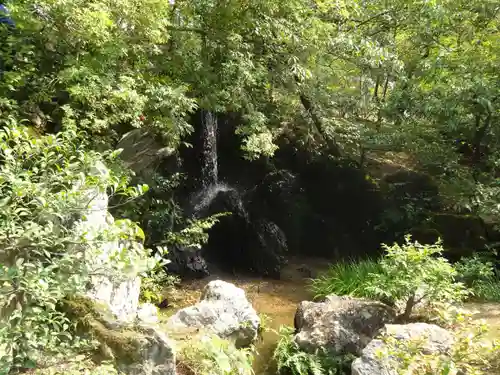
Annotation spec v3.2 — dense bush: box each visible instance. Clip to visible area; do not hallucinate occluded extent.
[455,254,500,302]
[366,236,469,320]
[0,125,153,372]
[311,236,469,320]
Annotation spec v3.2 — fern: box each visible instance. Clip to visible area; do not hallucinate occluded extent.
[272,326,353,375]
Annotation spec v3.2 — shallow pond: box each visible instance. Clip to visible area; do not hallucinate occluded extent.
[162,257,500,374]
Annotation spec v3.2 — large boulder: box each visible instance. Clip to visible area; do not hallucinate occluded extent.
[63,297,175,375]
[116,128,176,181]
[191,184,287,277]
[351,323,454,375]
[73,162,146,323]
[166,280,260,347]
[294,295,396,355]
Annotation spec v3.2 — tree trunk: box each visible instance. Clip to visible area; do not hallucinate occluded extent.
[399,292,416,322]
[298,93,342,157]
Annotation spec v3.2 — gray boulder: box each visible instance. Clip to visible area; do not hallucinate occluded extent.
[166,280,260,347]
[351,323,454,375]
[120,325,176,375]
[294,295,396,355]
[73,162,145,323]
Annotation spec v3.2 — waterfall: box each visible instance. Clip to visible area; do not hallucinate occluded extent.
[200,110,218,188]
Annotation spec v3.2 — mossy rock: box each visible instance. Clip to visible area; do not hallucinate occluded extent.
[61,297,147,365]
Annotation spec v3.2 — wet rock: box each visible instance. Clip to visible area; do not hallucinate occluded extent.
[166,280,260,347]
[294,295,396,355]
[351,323,454,375]
[165,245,210,279]
[192,184,286,277]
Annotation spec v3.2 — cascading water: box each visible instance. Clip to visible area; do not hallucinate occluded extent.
[200,109,218,188]
[169,108,286,279]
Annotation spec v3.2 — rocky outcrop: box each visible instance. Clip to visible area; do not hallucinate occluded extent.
[116,128,176,181]
[191,184,287,278]
[73,162,146,323]
[64,297,175,375]
[351,323,454,375]
[294,295,396,355]
[137,303,159,325]
[166,280,260,347]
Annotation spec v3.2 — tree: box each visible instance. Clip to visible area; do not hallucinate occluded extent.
[366,236,468,321]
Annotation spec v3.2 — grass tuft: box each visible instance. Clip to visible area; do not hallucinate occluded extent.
[309,259,382,300]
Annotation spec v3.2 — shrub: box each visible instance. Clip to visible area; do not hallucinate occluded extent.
[366,236,469,321]
[178,334,254,375]
[455,255,500,302]
[309,259,382,300]
[273,325,353,375]
[0,126,153,372]
[139,266,179,305]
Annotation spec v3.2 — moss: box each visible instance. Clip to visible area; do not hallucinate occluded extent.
[60,296,145,365]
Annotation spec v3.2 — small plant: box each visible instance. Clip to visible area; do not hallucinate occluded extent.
[309,259,382,300]
[257,313,272,338]
[139,265,180,305]
[366,236,469,321]
[273,325,353,375]
[178,333,255,375]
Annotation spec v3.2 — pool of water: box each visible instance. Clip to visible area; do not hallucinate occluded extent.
[160,257,329,374]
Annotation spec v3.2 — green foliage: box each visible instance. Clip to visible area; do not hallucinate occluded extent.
[178,334,255,375]
[379,313,500,375]
[366,236,469,320]
[455,255,500,302]
[309,259,382,300]
[0,125,153,372]
[273,326,353,375]
[139,267,179,305]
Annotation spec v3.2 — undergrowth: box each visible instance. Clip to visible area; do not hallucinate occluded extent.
[309,259,381,300]
[273,326,354,375]
[178,333,254,375]
[31,356,122,375]
[455,254,500,302]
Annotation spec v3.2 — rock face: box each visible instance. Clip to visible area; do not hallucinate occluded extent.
[294,295,396,355]
[165,245,210,279]
[121,325,176,375]
[63,297,175,375]
[73,162,144,323]
[137,303,159,325]
[116,128,176,180]
[351,323,454,375]
[166,280,260,347]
